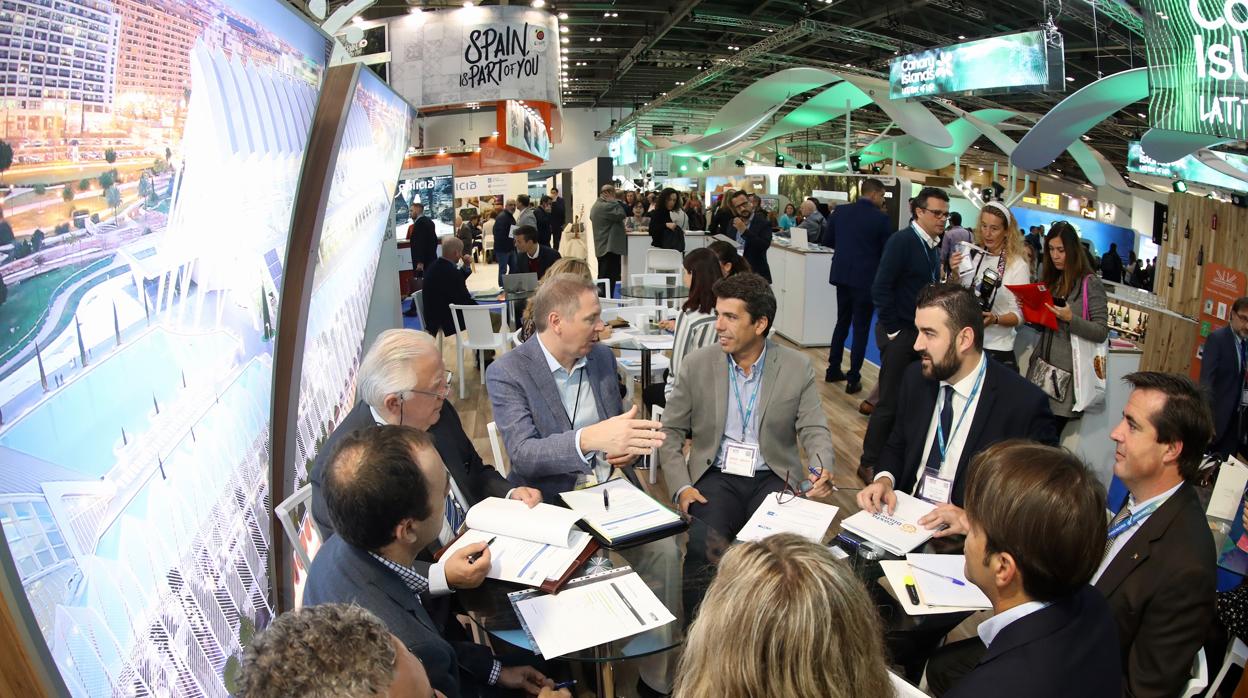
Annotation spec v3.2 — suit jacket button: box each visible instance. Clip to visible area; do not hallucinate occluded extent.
[706,459,712,465]
[1132,553,1138,559]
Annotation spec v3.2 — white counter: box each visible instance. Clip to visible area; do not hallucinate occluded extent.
[767,240,836,347]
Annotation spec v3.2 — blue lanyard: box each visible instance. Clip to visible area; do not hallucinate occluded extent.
[935,358,987,468]
[729,348,765,441]
[1107,500,1162,541]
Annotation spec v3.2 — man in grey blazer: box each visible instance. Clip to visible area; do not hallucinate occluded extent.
[486,275,665,500]
[661,272,837,535]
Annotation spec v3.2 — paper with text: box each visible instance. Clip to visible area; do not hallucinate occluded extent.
[514,571,675,658]
[736,494,838,543]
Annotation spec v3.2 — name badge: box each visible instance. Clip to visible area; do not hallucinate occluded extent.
[920,470,953,505]
[723,443,759,477]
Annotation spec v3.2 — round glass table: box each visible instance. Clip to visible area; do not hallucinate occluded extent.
[620,284,690,300]
[470,289,535,329]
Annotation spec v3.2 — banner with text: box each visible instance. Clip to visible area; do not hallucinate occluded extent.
[888,30,1064,100]
[1191,263,1247,379]
[1143,0,1248,140]
[389,6,562,109]
[1128,141,1248,192]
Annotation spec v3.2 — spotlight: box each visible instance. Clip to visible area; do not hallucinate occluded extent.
[1173,180,1187,193]
[775,154,785,167]
[734,159,745,167]
[531,0,544,7]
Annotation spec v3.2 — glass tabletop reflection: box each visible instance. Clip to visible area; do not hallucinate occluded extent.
[620,284,690,300]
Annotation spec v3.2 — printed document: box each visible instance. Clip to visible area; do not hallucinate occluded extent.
[561,478,681,544]
[840,491,938,555]
[905,553,992,609]
[464,497,584,548]
[736,494,838,543]
[514,570,675,658]
[442,528,592,587]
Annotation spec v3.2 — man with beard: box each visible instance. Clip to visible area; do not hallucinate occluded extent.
[855,283,1057,681]
[857,283,1057,519]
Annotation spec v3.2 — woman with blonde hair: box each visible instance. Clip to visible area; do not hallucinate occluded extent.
[673,533,892,698]
[516,258,601,342]
[948,202,1029,371]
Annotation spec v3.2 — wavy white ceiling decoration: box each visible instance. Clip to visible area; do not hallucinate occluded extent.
[1011,68,1149,171]
[1193,149,1248,185]
[857,109,1018,170]
[756,81,872,144]
[704,67,839,136]
[1067,140,1130,191]
[1139,129,1230,164]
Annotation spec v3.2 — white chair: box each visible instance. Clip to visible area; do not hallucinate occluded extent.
[1208,638,1248,696]
[508,328,523,348]
[599,297,638,311]
[274,484,321,602]
[630,273,680,287]
[645,247,683,274]
[409,289,444,353]
[482,229,495,262]
[449,303,509,399]
[889,672,928,697]
[487,421,508,476]
[1180,648,1208,698]
[647,404,664,485]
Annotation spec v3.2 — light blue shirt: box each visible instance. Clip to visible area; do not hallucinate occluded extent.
[714,344,769,473]
[535,335,600,470]
[977,600,1052,647]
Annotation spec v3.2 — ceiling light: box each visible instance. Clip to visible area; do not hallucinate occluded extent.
[462,0,472,6]
[1065,76,1075,82]
[491,130,499,137]
[351,15,363,24]
[958,35,966,39]
[531,0,545,7]
[561,36,568,43]
[438,147,446,154]
[558,12,568,19]
[1137,112,1147,119]
[560,25,568,32]
[408,6,423,15]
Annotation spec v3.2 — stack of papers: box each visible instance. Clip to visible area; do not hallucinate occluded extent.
[511,569,675,658]
[631,334,674,350]
[840,492,938,555]
[905,554,991,609]
[736,494,838,544]
[560,479,684,547]
[440,498,592,587]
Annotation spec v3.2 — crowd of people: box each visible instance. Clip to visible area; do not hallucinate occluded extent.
[236,179,1248,698]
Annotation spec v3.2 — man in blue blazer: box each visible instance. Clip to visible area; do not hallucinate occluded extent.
[930,441,1122,698]
[486,275,665,500]
[860,186,946,482]
[726,190,772,283]
[304,426,553,698]
[1199,297,1248,457]
[822,178,892,393]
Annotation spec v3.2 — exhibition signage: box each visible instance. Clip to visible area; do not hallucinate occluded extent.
[498,100,551,161]
[1127,141,1248,192]
[888,30,1064,99]
[1190,263,1247,379]
[1142,0,1248,140]
[454,173,524,196]
[389,6,562,109]
[609,128,638,166]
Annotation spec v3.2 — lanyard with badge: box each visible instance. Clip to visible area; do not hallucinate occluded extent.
[722,351,765,477]
[1106,500,1163,542]
[919,358,987,504]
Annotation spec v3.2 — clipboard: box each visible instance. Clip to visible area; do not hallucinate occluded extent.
[434,532,600,594]
[1005,282,1059,330]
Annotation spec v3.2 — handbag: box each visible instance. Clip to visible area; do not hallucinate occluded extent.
[559,209,588,259]
[1070,274,1108,412]
[1027,307,1073,402]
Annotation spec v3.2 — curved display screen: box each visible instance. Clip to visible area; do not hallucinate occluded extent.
[0,0,330,694]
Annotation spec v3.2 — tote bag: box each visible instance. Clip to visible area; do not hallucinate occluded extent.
[1070,274,1108,412]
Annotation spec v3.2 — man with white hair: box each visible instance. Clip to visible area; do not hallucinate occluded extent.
[422,236,477,339]
[796,198,824,239]
[309,328,541,595]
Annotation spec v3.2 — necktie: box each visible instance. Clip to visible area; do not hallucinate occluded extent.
[445,492,466,534]
[1104,504,1131,558]
[925,385,955,475]
[1239,338,1247,378]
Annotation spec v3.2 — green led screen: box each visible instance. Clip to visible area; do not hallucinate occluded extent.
[1127,141,1248,192]
[888,30,1063,100]
[1142,0,1248,140]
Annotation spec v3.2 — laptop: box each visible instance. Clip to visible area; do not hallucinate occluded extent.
[503,272,539,294]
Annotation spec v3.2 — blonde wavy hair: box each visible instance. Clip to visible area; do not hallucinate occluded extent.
[973,202,1025,269]
[673,534,892,698]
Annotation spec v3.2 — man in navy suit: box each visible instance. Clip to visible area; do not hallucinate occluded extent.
[823,178,892,394]
[408,202,439,277]
[929,441,1122,698]
[303,426,554,698]
[1200,296,1248,457]
[493,199,517,286]
[505,226,561,280]
[860,186,946,482]
[727,190,772,282]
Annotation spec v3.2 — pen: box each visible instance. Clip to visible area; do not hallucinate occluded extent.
[904,575,921,605]
[604,490,610,511]
[909,563,966,586]
[467,536,495,564]
[552,680,577,690]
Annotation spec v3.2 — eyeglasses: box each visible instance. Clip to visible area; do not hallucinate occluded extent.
[919,207,950,219]
[399,370,454,402]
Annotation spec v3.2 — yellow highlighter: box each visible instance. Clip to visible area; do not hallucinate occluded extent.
[903,575,920,605]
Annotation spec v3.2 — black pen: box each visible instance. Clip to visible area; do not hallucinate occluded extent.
[604,490,610,510]
[467,536,496,564]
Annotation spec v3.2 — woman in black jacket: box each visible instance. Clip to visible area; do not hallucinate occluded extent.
[648,187,685,252]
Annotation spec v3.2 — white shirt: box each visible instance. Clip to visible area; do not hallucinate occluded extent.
[977,600,1053,647]
[957,252,1029,352]
[912,221,940,249]
[874,353,988,490]
[1091,480,1183,584]
[535,335,605,476]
